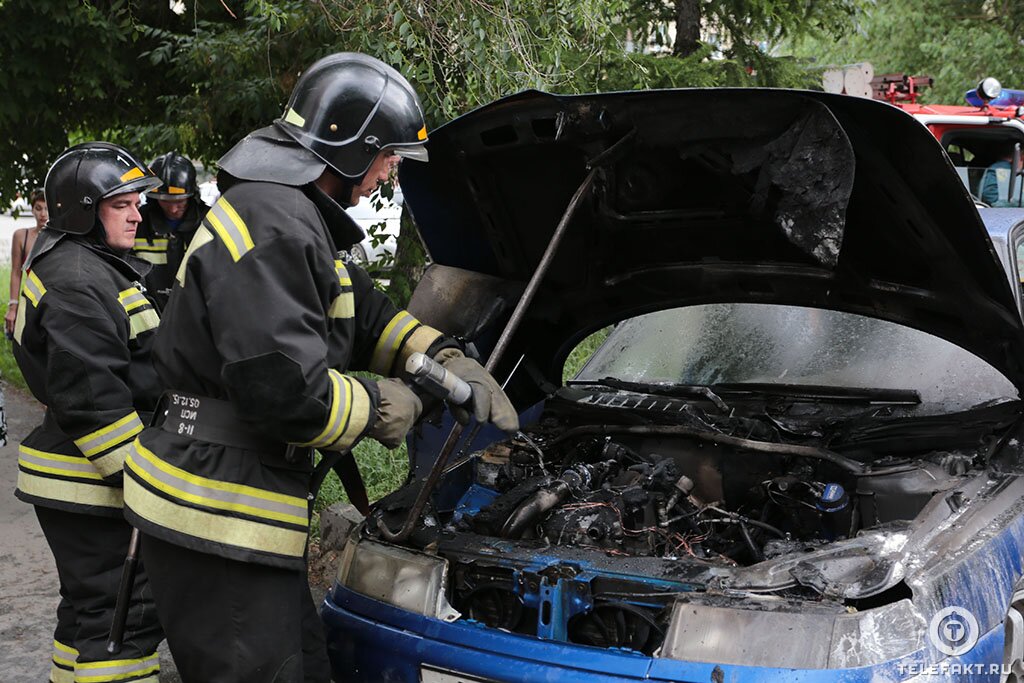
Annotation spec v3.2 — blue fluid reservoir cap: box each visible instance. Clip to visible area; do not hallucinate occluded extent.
[817,483,848,512]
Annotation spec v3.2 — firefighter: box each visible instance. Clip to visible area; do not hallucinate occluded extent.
[13,142,165,683]
[121,52,518,682]
[132,151,206,310]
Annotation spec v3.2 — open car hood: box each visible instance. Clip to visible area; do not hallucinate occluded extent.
[400,89,1024,404]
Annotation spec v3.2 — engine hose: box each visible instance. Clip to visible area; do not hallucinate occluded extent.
[500,481,572,539]
[739,522,763,562]
[548,425,868,473]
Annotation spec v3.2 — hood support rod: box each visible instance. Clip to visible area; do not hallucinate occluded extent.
[377,165,600,542]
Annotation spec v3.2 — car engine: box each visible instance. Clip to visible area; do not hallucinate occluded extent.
[449,420,971,567]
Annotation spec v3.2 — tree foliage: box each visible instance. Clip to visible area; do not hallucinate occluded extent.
[791,0,1024,104]
[0,0,859,301]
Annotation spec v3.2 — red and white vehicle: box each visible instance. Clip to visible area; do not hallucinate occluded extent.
[825,65,1024,207]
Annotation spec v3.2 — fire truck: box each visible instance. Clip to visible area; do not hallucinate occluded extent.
[824,64,1024,207]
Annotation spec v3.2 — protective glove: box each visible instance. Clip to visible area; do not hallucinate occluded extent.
[434,348,519,433]
[367,378,423,449]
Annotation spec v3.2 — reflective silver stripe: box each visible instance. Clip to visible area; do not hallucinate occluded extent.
[117,288,149,312]
[298,370,349,447]
[127,442,308,525]
[206,197,253,261]
[124,469,306,557]
[19,446,103,479]
[52,639,78,665]
[74,413,144,457]
[23,270,45,306]
[334,259,352,286]
[73,652,159,682]
[128,308,160,339]
[330,260,355,318]
[369,311,419,375]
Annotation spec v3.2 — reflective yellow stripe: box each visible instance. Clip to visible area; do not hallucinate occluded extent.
[74,412,144,458]
[206,197,253,262]
[119,167,145,183]
[369,311,419,375]
[88,442,133,479]
[74,652,159,682]
[298,370,350,448]
[126,441,308,526]
[53,640,78,674]
[334,259,352,286]
[18,469,123,508]
[117,288,148,312]
[397,325,444,374]
[133,252,168,265]
[132,239,169,252]
[128,308,160,339]
[13,293,26,343]
[167,186,186,194]
[19,445,104,480]
[124,471,307,558]
[51,663,74,683]
[334,377,371,450]
[330,259,355,318]
[22,270,45,306]
[284,107,306,127]
[176,224,213,287]
[329,293,355,318]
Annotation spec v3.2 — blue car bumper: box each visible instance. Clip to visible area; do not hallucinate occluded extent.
[322,584,1007,682]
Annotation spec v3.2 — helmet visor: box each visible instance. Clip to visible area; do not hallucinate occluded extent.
[103,174,162,199]
[390,143,429,163]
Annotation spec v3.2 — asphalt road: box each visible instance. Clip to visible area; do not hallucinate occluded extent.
[0,388,181,681]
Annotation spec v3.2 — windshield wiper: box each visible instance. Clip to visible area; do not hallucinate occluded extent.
[710,383,920,405]
[566,377,730,412]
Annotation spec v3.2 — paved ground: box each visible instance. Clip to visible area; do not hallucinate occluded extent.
[0,388,181,681]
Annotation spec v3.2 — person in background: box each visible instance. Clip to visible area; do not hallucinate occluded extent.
[13,142,165,683]
[6,188,47,338]
[132,152,206,310]
[981,146,1024,207]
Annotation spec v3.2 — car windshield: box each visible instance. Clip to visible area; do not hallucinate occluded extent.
[575,303,1018,413]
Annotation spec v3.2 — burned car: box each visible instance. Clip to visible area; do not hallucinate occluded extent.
[321,89,1024,681]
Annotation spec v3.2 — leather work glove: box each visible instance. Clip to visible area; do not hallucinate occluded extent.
[368,378,423,448]
[434,348,519,433]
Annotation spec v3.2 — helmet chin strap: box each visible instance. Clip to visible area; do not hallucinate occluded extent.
[317,167,361,208]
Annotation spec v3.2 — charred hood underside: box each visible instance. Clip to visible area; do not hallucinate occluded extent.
[402,89,1024,406]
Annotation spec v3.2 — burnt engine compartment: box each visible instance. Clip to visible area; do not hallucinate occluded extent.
[452,426,969,566]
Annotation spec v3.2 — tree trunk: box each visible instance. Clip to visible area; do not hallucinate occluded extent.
[385,205,428,309]
[673,0,701,57]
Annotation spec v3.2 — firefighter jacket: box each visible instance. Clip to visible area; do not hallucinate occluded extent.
[132,198,206,310]
[13,231,162,517]
[123,180,452,570]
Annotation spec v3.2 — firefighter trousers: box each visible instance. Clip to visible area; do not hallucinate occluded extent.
[35,506,163,683]
[141,533,331,683]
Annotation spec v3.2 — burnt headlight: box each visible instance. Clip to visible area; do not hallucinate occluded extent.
[336,535,461,622]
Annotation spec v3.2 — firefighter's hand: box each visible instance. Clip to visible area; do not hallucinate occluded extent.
[434,348,519,433]
[367,378,423,449]
[4,303,16,339]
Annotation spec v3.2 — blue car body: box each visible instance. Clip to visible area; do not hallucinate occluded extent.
[322,91,1024,681]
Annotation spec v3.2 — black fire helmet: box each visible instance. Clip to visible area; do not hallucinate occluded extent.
[274,52,430,180]
[44,142,160,235]
[148,151,198,200]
